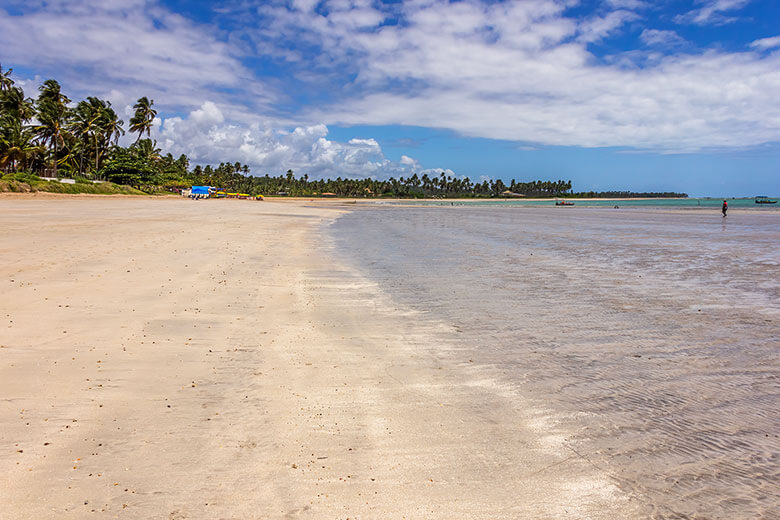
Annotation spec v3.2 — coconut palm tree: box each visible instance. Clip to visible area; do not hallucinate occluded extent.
[0,64,14,92]
[129,96,157,143]
[94,103,124,177]
[0,120,44,172]
[0,86,35,122]
[133,138,161,163]
[67,97,103,175]
[64,97,122,176]
[35,80,71,177]
[99,103,124,147]
[0,84,36,173]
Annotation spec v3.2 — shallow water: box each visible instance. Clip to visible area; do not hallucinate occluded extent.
[387,197,780,208]
[330,206,780,519]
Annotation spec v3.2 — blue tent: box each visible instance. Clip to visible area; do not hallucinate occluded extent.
[191,186,210,195]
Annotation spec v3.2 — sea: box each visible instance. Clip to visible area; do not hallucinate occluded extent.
[329,205,780,519]
[386,197,779,208]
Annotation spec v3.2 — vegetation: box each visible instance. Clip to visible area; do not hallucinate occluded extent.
[1,172,143,195]
[213,169,576,198]
[0,66,687,198]
[129,97,157,143]
[568,190,687,199]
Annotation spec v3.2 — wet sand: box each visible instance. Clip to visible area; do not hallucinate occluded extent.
[332,205,780,519]
[0,198,636,519]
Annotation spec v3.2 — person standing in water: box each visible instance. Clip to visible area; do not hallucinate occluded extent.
[722,200,728,217]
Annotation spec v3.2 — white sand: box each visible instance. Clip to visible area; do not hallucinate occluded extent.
[0,197,636,518]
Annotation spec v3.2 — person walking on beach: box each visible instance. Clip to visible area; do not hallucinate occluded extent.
[722,200,728,217]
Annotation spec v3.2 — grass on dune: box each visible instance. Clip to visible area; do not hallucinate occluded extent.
[1,172,146,195]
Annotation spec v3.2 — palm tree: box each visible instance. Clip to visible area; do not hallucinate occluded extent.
[67,98,101,175]
[101,105,124,146]
[0,84,36,173]
[0,86,35,122]
[63,96,124,176]
[94,103,124,177]
[0,120,43,172]
[35,80,71,177]
[133,138,161,163]
[0,64,13,92]
[129,96,157,143]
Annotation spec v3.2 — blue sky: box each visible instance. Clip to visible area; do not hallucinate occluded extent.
[2,0,779,195]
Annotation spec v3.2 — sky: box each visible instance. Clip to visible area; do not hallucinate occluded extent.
[2,0,779,196]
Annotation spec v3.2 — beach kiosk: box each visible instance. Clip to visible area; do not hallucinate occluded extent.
[190,186,211,199]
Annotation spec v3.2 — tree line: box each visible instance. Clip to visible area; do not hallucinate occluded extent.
[0,67,686,198]
[0,64,163,181]
[198,169,575,198]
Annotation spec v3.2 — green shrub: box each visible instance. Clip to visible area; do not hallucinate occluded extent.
[35,180,144,195]
[0,176,145,195]
[1,172,41,184]
[0,180,33,192]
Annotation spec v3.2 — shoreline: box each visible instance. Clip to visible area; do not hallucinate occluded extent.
[330,204,780,518]
[1,192,747,202]
[266,196,693,202]
[0,192,180,200]
[0,198,636,518]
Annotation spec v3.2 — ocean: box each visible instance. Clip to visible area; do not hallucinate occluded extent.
[384,197,780,208]
[330,205,780,518]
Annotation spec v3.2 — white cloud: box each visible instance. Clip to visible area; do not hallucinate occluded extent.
[156,102,437,179]
[0,0,275,117]
[400,155,419,166]
[605,0,648,8]
[4,0,780,164]
[674,0,751,26]
[640,29,687,47]
[190,102,226,126]
[750,36,780,50]
[251,0,780,152]
[578,10,638,43]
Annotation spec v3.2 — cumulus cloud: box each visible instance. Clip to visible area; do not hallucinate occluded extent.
[0,0,274,117]
[156,102,437,179]
[4,0,780,165]
[249,0,780,152]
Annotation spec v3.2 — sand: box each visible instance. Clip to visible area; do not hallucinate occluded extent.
[0,197,638,519]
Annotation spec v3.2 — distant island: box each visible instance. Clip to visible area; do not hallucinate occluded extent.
[0,69,686,199]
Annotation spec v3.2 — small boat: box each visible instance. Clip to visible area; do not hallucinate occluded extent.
[755,196,777,204]
[555,200,575,206]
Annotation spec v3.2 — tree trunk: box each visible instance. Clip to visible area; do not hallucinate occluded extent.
[53,131,58,178]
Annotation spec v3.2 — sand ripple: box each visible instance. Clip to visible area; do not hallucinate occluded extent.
[333,206,780,519]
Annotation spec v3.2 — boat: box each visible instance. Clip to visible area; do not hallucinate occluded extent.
[755,196,777,204]
[555,200,575,206]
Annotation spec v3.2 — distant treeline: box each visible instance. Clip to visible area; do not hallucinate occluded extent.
[190,166,574,198]
[0,67,686,199]
[569,191,687,199]
[187,166,686,199]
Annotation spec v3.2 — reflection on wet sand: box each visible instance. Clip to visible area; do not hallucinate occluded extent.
[333,206,780,519]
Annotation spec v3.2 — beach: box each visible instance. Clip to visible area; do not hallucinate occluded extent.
[1,197,777,519]
[332,203,780,518]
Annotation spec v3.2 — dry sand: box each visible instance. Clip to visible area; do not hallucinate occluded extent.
[0,197,637,519]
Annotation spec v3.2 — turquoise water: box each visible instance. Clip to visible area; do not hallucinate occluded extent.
[387,197,779,208]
